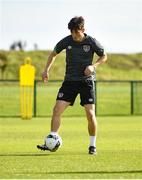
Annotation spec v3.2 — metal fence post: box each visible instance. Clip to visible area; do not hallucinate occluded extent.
[131,81,134,115]
[33,80,37,117]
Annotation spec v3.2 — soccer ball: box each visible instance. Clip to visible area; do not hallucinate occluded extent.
[45,134,62,152]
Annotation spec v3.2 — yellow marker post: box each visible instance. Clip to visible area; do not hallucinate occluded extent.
[20,57,35,119]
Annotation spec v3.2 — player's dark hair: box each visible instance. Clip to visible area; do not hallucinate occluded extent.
[68,16,84,32]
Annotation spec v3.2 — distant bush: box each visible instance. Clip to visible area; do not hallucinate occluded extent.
[0,52,8,79]
[0,50,142,80]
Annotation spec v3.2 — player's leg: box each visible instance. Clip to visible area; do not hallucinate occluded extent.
[80,80,97,154]
[37,81,78,151]
[51,81,78,132]
[51,100,70,132]
[37,100,70,151]
[84,104,97,136]
[84,104,97,155]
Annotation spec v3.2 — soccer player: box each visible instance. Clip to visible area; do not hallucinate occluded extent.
[37,16,107,154]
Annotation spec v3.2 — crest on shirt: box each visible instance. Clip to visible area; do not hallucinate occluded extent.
[83,45,90,52]
[68,46,72,49]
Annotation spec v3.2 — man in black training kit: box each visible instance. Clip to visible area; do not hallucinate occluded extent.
[37,16,107,154]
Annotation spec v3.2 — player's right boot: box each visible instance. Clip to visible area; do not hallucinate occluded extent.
[37,144,50,151]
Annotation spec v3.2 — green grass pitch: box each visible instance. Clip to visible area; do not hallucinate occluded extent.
[0,116,142,179]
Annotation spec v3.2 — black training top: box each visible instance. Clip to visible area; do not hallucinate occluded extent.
[54,33,105,81]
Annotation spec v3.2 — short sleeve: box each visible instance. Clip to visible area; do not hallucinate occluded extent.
[54,36,69,54]
[90,37,105,57]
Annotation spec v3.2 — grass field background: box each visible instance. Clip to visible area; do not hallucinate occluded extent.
[0,116,142,179]
[1,80,141,117]
[0,50,142,179]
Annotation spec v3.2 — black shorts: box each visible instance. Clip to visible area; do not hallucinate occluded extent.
[56,80,95,106]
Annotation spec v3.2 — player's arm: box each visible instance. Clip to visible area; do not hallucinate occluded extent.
[42,36,68,82]
[42,51,57,82]
[84,53,107,76]
[84,38,107,76]
[93,52,107,68]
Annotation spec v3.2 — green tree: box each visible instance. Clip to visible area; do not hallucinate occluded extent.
[0,52,8,79]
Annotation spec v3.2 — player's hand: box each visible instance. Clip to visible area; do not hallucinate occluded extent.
[42,71,49,83]
[84,65,95,76]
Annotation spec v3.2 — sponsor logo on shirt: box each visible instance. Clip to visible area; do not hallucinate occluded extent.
[83,45,90,52]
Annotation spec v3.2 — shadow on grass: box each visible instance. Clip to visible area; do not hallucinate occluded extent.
[0,151,86,156]
[15,170,142,174]
[0,153,51,156]
[48,170,142,174]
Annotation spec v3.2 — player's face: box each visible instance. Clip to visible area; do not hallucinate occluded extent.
[71,29,85,42]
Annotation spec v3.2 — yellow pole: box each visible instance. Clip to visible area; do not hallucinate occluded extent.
[20,86,24,118]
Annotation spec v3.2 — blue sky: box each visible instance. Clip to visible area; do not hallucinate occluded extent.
[0,0,142,53]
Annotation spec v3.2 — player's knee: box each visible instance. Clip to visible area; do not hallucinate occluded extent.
[86,111,96,122]
[53,106,62,116]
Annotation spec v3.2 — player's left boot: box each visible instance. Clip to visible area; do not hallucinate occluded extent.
[37,144,50,151]
[88,146,97,155]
